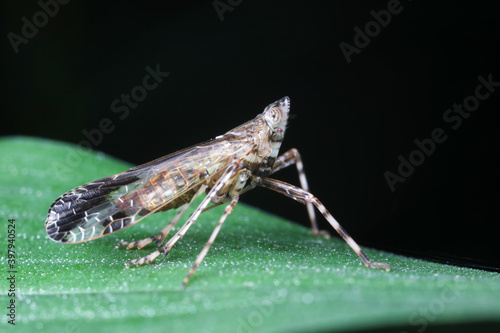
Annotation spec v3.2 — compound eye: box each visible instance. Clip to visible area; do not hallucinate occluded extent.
[269,107,282,124]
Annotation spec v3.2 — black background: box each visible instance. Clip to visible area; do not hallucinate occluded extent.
[2,1,499,270]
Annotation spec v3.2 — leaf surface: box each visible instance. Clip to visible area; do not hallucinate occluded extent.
[1,137,499,332]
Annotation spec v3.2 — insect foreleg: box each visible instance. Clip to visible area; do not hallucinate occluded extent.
[182,195,239,289]
[270,148,320,235]
[125,161,243,268]
[257,177,390,271]
[117,185,208,250]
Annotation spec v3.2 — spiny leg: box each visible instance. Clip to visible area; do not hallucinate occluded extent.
[117,185,207,250]
[270,148,322,235]
[126,161,243,268]
[182,195,239,289]
[258,177,390,271]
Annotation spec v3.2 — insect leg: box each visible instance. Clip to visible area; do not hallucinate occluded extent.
[258,177,390,271]
[126,160,243,268]
[182,195,239,289]
[117,185,208,250]
[270,148,321,235]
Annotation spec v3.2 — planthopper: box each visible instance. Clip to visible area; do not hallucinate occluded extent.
[45,97,390,287]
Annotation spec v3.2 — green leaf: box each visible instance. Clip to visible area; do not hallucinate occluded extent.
[1,136,499,332]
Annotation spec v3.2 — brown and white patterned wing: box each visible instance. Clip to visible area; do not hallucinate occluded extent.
[45,137,251,243]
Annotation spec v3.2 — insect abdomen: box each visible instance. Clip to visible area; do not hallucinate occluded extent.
[132,168,199,211]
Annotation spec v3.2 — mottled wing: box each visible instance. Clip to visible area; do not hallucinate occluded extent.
[45,136,250,243]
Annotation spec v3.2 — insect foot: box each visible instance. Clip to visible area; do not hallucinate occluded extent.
[366,260,391,272]
[312,229,331,239]
[125,250,162,268]
[117,237,155,250]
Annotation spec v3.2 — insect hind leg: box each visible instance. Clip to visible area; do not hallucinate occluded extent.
[125,161,243,269]
[182,195,239,288]
[258,177,390,271]
[117,185,207,250]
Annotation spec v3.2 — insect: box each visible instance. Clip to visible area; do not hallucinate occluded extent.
[45,96,390,287]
